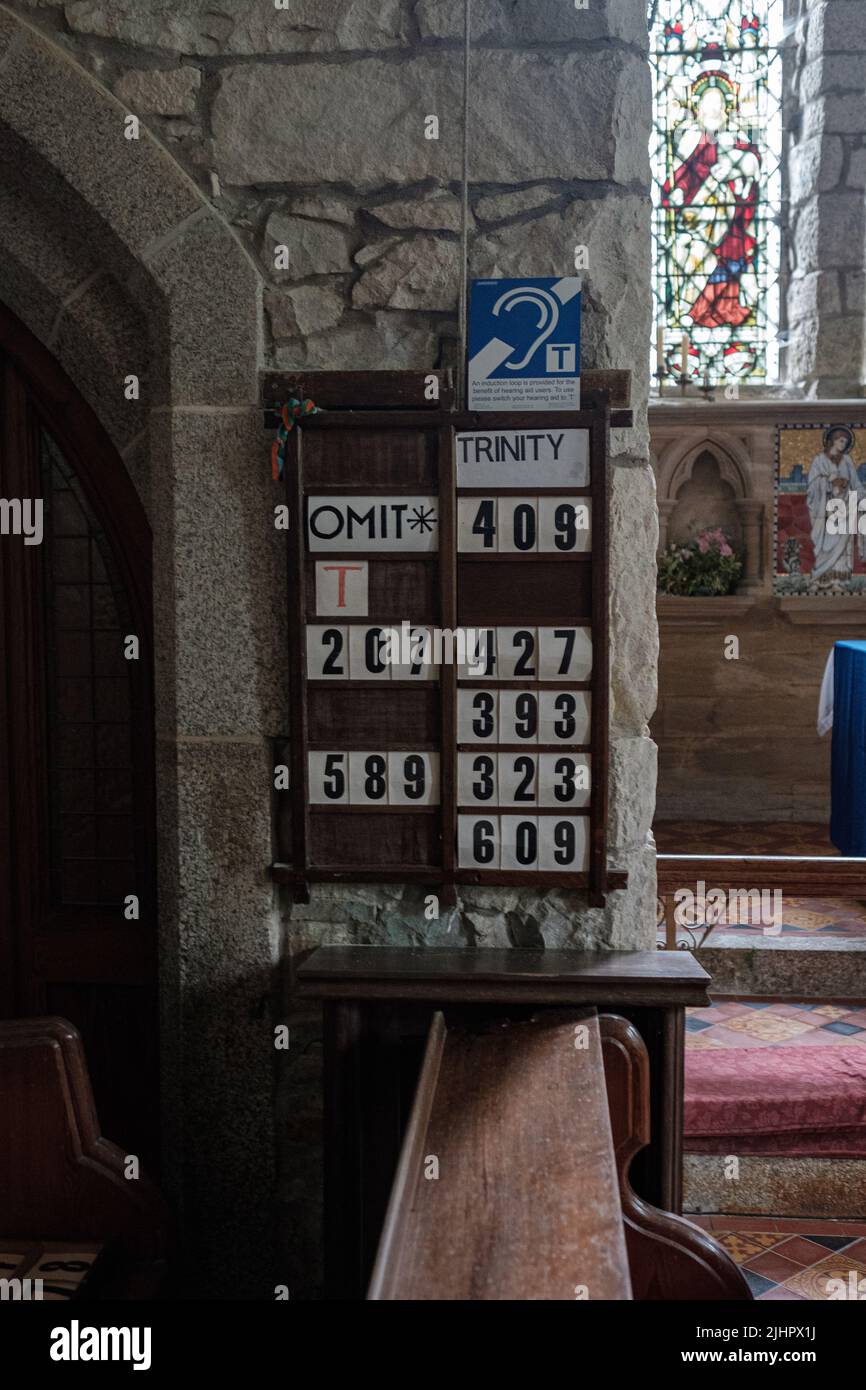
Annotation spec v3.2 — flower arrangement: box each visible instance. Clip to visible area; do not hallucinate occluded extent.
[657,527,744,597]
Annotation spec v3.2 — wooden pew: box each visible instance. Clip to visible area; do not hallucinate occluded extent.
[600,1014,751,1300]
[0,1017,169,1298]
[369,1009,632,1300]
[369,1009,751,1301]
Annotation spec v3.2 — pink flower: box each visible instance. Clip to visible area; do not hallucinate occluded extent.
[697,535,710,553]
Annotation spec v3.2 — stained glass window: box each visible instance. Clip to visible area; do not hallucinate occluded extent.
[650,0,782,384]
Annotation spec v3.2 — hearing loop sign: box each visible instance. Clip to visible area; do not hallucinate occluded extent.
[467,276,582,411]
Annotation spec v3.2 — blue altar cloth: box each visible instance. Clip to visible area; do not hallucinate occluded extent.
[830,640,866,856]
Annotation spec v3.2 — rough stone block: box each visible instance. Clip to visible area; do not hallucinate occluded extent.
[787,269,842,322]
[66,0,411,54]
[265,283,345,341]
[609,734,658,852]
[212,50,648,188]
[799,52,866,105]
[807,1,866,58]
[470,50,651,187]
[847,147,866,189]
[264,211,353,279]
[148,409,286,738]
[805,92,866,136]
[788,134,843,203]
[416,0,649,47]
[114,66,201,116]
[474,185,563,224]
[271,309,440,370]
[792,194,866,272]
[352,234,460,310]
[609,461,659,733]
[844,269,866,313]
[287,194,356,227]
[366,190,467,233]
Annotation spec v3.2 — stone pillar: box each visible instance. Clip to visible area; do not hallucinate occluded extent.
[786,0,866,395]
[734,499,766,591]
[658,499,678,553]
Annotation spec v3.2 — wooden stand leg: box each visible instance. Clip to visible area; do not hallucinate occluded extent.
[322,1000,363,1300]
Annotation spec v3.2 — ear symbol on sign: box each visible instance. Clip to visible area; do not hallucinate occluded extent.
[492,286,561,371]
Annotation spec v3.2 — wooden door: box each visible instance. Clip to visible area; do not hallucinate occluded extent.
[0,304,158,1166]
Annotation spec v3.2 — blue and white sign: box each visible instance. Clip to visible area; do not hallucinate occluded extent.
[467,277,581,412]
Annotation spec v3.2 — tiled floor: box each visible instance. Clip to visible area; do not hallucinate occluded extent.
[689,1215,866,1299]
[686,999,866,1051]
[658,895,866,945]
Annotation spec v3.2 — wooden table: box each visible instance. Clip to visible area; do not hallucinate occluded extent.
[297,946,710,1300]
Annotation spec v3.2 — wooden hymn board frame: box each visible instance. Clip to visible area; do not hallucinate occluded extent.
[270,387,626,908]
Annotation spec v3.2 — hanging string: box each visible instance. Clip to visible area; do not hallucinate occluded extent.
[271,398,319,480]
[457,0,472,409]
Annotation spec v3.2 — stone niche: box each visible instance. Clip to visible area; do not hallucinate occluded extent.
[654,429,764,593]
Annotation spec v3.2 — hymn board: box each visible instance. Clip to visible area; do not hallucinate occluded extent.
[275,389,616,906]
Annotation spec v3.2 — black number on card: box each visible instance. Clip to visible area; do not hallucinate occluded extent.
[473,820,496,864]
[513,756,535,802]
[513,630,536,677]
[514,693,537,739]
[365,627,387,675]
[474,629,495,676]
[553,820,576,865]
[554,503,577,551]
[321,628,344,675]
[553,628,576,675]
[554,757,577,803]
[554,692,577,739]
[513,504,536,551]
[472,755,495,801]
[472,691,495,738]
[472,500,496,549]
[323,753,345,800]
[403,755,426,800]
[364,754,387,800]
[515,820,537,866]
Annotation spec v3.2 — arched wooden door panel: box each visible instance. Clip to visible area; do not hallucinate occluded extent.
[0,303,158,1166]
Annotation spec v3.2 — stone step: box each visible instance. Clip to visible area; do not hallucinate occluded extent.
[684,1153,866,1221]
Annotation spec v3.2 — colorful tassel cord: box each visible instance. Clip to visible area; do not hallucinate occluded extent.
[271,398,319,480]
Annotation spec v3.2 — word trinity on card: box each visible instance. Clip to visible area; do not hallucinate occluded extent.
[456,429,589,488]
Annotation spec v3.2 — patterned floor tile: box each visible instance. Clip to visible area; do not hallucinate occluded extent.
[744,1270,777,1297]
[684,1034,725,1051]
[782,1255,866,1300]
[690,1024,779,1049]
[719,1012,816,1042]
[758,1286,809,1301]
[717,1232,782,1264]
[809,1235,861,1252]
[810,1004,855,1020]
[745,1251,809,1282]
[685,1016,713,1032]
[772,1236,836,1266]
[821,1020,865,1035]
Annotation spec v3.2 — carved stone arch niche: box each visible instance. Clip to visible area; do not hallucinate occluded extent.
[654,431,764,592]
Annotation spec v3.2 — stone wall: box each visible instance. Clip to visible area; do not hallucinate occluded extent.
[784,0,866,396]
[2,0,657,1298]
